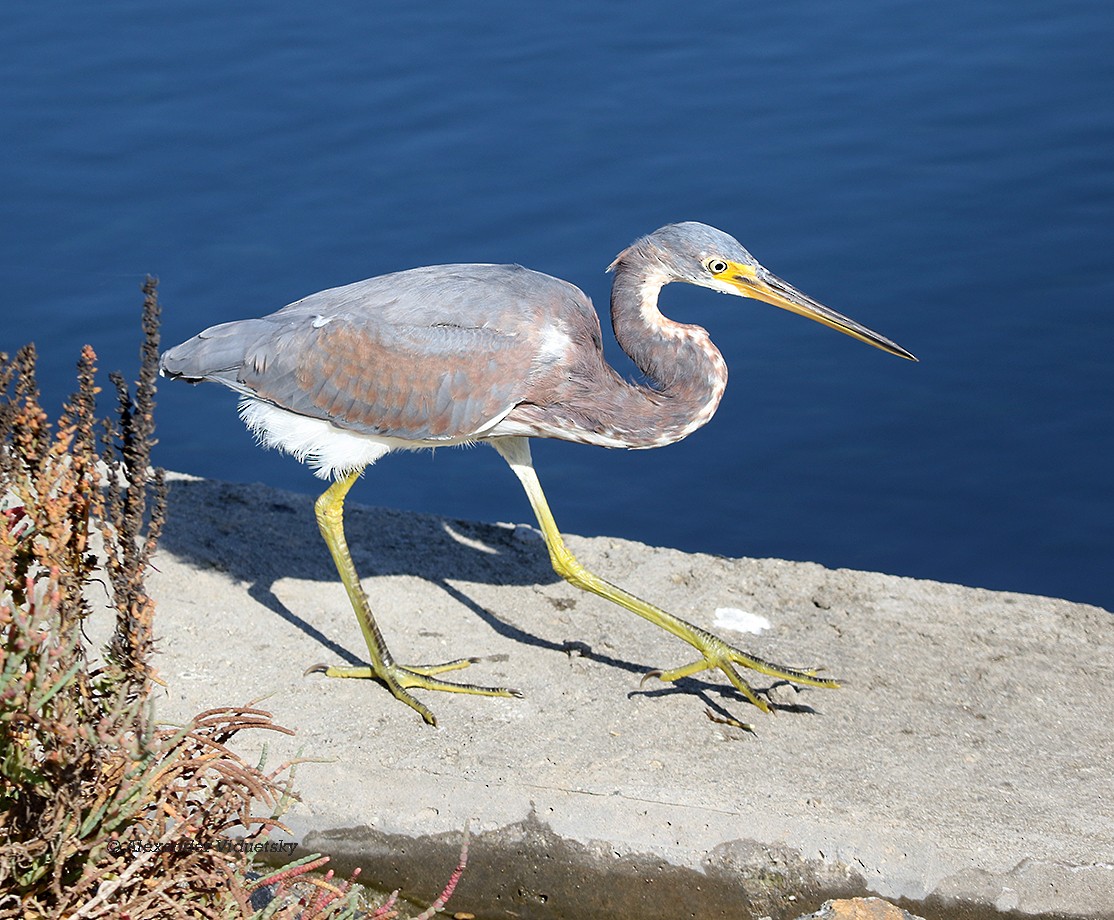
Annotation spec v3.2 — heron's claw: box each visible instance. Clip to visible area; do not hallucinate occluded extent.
[704,707,755,733]
[639,629,838,713]
[307,658,521,726]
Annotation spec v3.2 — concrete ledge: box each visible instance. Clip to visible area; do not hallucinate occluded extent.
[146,473,1114,919]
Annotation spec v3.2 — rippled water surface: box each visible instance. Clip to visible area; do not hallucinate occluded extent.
[3,1,1112,608]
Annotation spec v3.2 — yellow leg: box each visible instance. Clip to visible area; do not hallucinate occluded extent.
[311,469,521,725]
[492,438,838,713]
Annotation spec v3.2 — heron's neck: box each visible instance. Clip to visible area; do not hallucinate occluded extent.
[606,261,727,448]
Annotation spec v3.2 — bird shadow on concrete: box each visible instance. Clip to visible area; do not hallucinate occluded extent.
[631,678,824,718]
[158,476,652,677]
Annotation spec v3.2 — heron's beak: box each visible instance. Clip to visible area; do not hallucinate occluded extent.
[726,262,917,361]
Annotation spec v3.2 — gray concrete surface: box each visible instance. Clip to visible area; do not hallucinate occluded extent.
[143,472,1113,920]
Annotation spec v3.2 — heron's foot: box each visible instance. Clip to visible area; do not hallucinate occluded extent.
[305,657,522,726]
[639,630,838,714]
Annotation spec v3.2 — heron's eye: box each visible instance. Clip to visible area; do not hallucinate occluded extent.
[706,259,729,275]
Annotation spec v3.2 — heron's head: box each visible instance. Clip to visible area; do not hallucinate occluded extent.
[613,221,916,361]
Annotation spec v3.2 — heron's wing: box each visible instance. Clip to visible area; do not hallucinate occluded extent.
[239,315,535,441]
[160,263,601,441]
[161,311,538,442]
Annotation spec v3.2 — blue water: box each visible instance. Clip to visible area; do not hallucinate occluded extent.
[3,1,1112,610]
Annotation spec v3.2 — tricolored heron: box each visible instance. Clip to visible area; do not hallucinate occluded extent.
[161,222,915,725]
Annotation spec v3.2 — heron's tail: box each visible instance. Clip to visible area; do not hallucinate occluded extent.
[159,319,273,395]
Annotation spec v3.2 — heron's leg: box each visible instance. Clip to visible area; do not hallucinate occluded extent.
[492,438,837,713]
[312,469,521,725]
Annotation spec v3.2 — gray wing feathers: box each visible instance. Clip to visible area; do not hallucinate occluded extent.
[159,319,277,396]
[158,263,592,441]
[237,318,533,441]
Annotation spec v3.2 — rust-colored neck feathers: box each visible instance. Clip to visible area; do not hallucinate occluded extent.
[603,255,728,449]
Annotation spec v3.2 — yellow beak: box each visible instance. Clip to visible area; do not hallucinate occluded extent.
[727,262,917,361]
